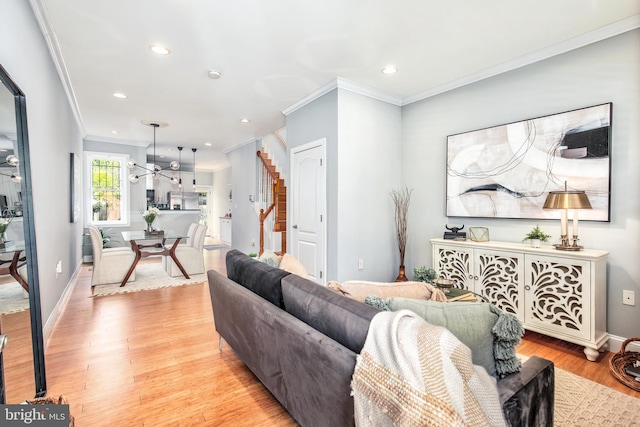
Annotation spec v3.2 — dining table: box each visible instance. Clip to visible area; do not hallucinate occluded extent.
[120,230,189,287]
[0,241,28,292]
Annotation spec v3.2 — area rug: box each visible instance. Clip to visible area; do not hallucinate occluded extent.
[204,244,229,251]
[0,281,29,315]
[554,366,640,426]
[519,355,640,426]
[90,263,206,297]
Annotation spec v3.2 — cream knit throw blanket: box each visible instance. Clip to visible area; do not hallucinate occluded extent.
[351,310,506,427]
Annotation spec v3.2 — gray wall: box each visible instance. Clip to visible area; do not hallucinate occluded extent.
[402,29,640,339]
[1,0,85,330]
[226,140,260,254]
[286,88,402,281]
[335,90,402,281]
[287,90,340,278]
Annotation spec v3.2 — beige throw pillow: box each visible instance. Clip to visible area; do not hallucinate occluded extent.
[279,253,309,278]
[327,280,444,303]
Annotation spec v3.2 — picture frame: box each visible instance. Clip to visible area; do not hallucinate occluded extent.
[70,152,80,223]
[446,103,611,221]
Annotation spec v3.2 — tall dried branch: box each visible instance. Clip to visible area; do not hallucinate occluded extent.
[391,187,413,265]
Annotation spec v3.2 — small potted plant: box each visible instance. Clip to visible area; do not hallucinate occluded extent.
[248,252,258,259]
[523,225,551,248]
[413,266,438,283]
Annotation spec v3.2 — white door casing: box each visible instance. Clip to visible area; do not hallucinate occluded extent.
[291,139,326,284]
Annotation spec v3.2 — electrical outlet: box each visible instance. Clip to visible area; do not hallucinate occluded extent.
[623,290,635,306]
[358,259,364,270]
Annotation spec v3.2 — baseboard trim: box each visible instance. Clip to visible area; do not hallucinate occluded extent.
[607,334,640,353]
[43,259,83,346]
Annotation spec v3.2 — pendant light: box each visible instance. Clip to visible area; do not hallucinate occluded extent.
[128,121,180,183]
[192,148,197,190]
[177,146,183,189]
[0,154,21,183]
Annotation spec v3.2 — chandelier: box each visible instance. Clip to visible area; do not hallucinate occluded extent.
[128,121,180,184]
[0,154,21,183]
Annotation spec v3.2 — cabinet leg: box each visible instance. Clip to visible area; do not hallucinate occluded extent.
[583,346,599,361]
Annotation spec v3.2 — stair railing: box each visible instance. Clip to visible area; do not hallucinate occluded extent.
[256,151,286,255]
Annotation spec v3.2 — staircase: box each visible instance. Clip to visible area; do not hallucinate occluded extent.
[256,150,286,255]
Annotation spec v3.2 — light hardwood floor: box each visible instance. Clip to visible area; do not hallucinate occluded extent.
[19,245,640,425]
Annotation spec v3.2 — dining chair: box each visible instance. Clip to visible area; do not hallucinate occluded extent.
[88,225,136,286]
[162,223,207,277]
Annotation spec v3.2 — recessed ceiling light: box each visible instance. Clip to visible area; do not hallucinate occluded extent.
[381,65,398,75]
[205,142,212,146]
[208,69,222,79]
[113,92,127,99]
[149,44,171,55]
[240,118,251,123]
[110,130,119,135]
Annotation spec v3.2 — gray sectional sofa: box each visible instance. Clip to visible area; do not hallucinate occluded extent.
[207,250,555,426]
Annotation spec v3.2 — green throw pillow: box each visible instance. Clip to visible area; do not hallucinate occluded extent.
[384,298,523,378]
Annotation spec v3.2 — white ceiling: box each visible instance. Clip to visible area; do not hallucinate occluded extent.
[32,0,640,171]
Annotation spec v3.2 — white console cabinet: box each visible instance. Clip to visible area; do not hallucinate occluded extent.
[431,238,609,361]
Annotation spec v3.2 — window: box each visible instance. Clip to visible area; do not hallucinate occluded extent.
[85,151,130,226]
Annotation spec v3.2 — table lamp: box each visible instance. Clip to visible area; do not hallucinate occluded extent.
[542,181,592,250]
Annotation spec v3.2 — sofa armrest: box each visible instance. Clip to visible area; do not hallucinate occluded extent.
[498,356,554,427]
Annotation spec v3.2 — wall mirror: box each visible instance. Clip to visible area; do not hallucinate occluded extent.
[0,64,46,402]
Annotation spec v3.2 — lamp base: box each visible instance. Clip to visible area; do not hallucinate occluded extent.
[554,244,583,251]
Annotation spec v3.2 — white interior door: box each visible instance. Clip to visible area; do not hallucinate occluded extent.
[291,139,326,284]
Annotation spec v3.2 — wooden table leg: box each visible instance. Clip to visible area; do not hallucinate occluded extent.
[120,241,142,287]
[8,251,29,293]
[167,238,190,279]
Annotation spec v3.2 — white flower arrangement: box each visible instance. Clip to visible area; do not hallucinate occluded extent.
[142,207,161,227]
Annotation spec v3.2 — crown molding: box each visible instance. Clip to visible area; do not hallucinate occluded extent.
[84,135,149,147]
[222,137,260,154]
[402,15,640,106]
[28,0,87,137]
[282,77,402,116]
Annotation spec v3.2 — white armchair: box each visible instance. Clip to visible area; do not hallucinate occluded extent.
[163,223,207,277]
[88,225,136,286]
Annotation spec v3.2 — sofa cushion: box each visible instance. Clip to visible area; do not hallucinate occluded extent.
[327,280,436,303]
[225,249,291,308]
[386,298,499,378]
[279,253,309,278]
[281,274,379,354]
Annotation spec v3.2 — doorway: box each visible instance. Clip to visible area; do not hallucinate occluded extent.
[195,186,212,236]
[290,139,326,284]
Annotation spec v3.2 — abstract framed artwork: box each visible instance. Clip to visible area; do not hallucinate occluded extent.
[446,103,611,221]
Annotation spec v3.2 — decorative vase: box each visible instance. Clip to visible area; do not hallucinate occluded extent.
[146,222,153,233]
[395,264,409,282]
[530,239,541,248]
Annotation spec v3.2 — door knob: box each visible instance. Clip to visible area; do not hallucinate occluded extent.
[0,334,7,353]
[293,225,298,229]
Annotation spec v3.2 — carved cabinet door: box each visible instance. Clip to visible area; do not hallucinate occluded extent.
[476,250,525,321]
[524,254,591,341]
[432,245,474,291]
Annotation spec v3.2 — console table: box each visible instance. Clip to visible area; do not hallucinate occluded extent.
[431,238,609,361]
